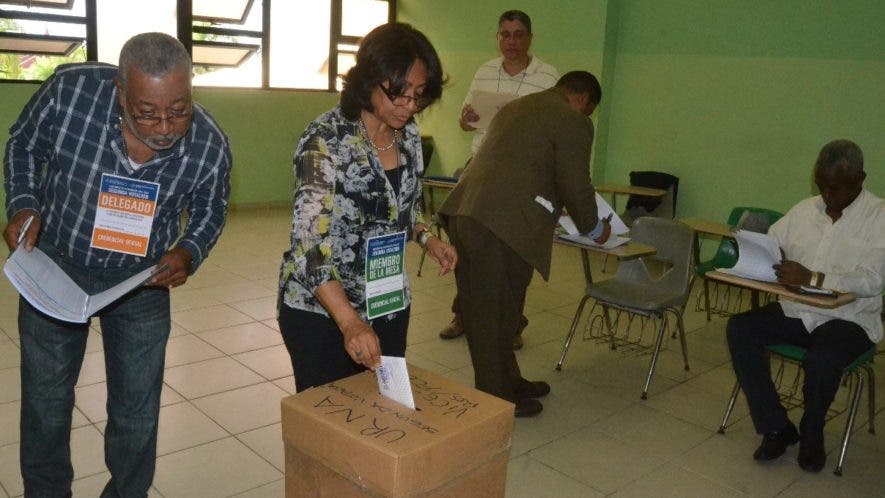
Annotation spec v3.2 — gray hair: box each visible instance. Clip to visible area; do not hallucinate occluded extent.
[118,32,191,86]
[815,139,864,175]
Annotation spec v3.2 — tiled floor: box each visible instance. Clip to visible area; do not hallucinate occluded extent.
[0,206,882,497]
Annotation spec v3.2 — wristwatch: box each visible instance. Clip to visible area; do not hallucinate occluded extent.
[418,228,435,249]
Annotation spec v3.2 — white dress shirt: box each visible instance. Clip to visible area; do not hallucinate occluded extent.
[770,189,884,343]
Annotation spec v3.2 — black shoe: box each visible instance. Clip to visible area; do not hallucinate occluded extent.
[798,436,826,473]
[438,316,464,339]
[514,398,543,418]
[514,380,551,399]
[753,422,799,461]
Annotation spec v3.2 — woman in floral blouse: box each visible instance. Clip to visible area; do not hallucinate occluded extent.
[278,23,457,391]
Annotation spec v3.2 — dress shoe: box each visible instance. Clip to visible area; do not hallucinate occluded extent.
[514,380,551,399]
[512,333,524,350]
[438,315,463,339]
[514,398,543,418]
[753,421,799,461]
[798,431,826,473]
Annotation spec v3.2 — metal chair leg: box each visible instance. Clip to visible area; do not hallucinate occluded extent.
[718,381,741,434]
[675,309,690,371]
[556,294,592,371]
[602,306,616,351]
[834,373,864,476]
[703,278,712,321]
[864,364,876,435]
[641,315,668,400]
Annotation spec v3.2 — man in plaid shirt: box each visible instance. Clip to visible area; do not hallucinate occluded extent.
[3,32,231,497]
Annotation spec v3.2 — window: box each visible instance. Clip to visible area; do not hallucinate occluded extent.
[191,0,394,90]
[1,0,393,88]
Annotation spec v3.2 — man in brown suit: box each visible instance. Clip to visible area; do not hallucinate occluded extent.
[439,71,609,417]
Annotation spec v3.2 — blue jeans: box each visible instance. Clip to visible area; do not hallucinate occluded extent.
[19,244,170,498]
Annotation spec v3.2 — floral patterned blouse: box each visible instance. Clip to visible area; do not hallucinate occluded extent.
[278,106,426,320]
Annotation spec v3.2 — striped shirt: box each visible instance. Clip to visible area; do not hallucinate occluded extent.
[463,55,559,154]
[4,63,232,271]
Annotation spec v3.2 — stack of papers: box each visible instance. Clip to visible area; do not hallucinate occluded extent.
[557,193,630,249]
[716,230,781,282]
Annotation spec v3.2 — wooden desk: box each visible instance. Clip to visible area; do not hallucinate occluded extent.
[705,270,856,309]
[555,234,657,285]
[681,217,734,239]
[421,177,457,218]
[596,184,667,212]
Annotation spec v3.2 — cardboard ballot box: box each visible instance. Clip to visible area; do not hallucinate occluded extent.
[281,365,514,497]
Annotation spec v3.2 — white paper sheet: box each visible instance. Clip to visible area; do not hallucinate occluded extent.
[558,193,630,240]
[557,233,631,249]
[376,356,415,410]
[716,230,781,282]
[469,91,518,129]
[4,246,160,323]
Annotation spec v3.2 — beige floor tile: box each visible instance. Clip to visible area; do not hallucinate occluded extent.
[74,350,106,387]
[0,339,20,370]
[592,403,713,459]
[153,437,281,498]
[228,296,278,321]
[164,357,264,399]
[612,463,744,497]
[156,401,228,456]
[197,321,283,355]
[172,304,254,333]
[198,281,276,305]
[237,423,284,471]
[71,472,163,498]
[272,376,296,395]
[0,442,23,497]
[0,401,19,446]
[192,383,288,434]
[0,367,21,403]
[180,265,246,290]
[169,287,222,312]
[164,334,224,367]
[529,426,669,494]
[506,454,603,498]
[405,335,472,371]
[70,425,106,479]
[232,345,293,381]
[230,478,285,498]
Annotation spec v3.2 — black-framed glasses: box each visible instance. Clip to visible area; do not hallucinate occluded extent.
[379,84,430,109]
[497,30,529,42]
[129,107,193,127]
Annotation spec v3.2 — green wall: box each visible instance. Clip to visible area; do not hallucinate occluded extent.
[601,0,885,220]
[2,0,883,224]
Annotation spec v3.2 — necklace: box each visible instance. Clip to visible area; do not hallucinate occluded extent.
[359,118,399,152]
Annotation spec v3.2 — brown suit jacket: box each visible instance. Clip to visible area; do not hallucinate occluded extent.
[439,88,600,280]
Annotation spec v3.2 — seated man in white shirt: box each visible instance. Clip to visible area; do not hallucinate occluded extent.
[726,139,884,473]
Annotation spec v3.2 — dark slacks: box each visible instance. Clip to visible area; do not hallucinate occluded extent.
[278,305,409,392]
[726,303,873,437]
[446,216,533,401]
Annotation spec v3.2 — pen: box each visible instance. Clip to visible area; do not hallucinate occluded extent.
[17,215,35,246]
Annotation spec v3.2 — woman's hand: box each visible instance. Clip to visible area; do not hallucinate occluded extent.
[426,236,458,276]
[340,317,382,370]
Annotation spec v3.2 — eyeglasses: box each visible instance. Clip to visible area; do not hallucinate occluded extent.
[497,30,529,42]
[129,107,192,127]
[379,84,430,109]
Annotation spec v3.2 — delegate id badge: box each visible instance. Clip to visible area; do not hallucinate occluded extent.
[365,231,407,320]
[90,173,160,257]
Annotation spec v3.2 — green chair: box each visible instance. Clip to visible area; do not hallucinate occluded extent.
[718,345,876,476]
[695,207,783,320]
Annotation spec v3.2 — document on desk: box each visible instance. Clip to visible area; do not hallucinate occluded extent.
[376,356,415,409]
[557,192,630,248]
[716,229,780,282]
[470,91,517,129]
[3,246,162,323]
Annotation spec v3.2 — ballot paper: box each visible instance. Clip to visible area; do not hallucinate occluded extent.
[717,229,781,282]
[469,91,518,129]
[4,245,162,323]
[557,192,630,248]
[376,356,416,409]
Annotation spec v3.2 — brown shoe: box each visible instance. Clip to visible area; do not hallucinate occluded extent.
[438,315,464,339]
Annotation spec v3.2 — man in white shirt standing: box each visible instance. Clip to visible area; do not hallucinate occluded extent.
[440,10,560,348]
[726,139,884,473]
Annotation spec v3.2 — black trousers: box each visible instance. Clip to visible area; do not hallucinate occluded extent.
[726,303,873,438]
[446,215,533,401]
[278,305,409,392]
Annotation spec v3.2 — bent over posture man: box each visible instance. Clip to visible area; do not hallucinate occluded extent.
[439,71,610,417]
[4,32,232,497]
